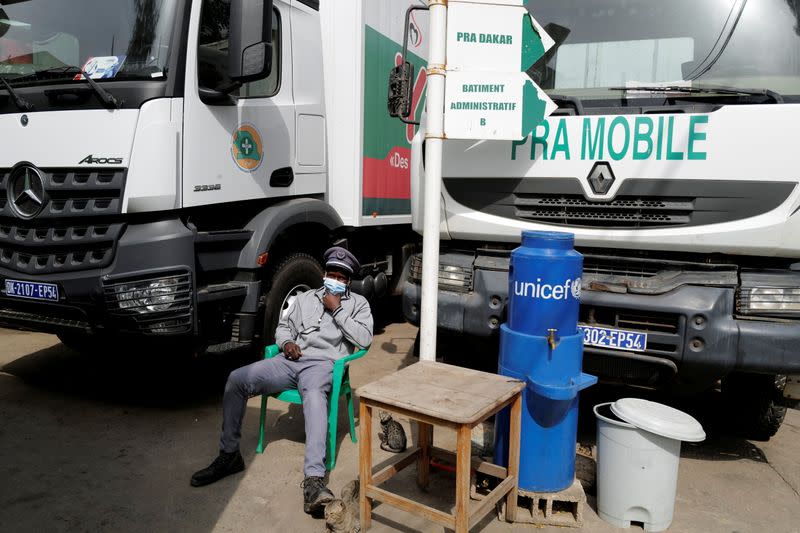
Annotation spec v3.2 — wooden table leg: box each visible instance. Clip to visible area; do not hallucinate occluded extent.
[417,421,433,490]
[505,393,522,523]
[454,424,471,533]
[359,401,373,530]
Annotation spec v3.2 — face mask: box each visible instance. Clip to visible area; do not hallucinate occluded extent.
[323,277,347,295]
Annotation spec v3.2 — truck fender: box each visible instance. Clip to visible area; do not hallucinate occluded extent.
[237,198,343,269]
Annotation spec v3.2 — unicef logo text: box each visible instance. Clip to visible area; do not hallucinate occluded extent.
[514,278,581,301]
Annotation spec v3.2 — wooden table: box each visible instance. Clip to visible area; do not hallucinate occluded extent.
[357,361,524,533]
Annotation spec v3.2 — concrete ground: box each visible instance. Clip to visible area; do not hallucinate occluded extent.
[0,318,798,533]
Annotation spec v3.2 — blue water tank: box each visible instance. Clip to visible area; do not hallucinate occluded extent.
[494,230,596,493]
[507,231,582,337]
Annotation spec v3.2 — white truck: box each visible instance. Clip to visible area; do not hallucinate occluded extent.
[0,1,424,353]
[400,0,800,438]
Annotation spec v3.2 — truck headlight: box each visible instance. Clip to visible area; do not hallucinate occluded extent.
[409,254,474,292]
[113,277,180,314]
[738,272,800,318]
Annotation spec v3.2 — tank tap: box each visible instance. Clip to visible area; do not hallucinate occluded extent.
[547,328,558,350]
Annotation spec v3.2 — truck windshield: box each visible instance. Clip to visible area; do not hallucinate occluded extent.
[528,0,800,103]
[0,0,178,83]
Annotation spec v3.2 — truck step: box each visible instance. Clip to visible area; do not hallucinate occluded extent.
[205,341,252,354]
[197,283,248,303]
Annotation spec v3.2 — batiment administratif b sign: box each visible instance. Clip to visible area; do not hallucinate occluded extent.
[444,0,557,141]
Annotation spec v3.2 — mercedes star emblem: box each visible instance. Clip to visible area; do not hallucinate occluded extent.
[7,165,46,219]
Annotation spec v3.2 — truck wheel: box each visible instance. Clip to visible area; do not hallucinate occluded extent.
[261,253,324,346]
[722,372,787,440]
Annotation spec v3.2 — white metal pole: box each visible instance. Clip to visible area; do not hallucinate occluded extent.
[419,0,447,362]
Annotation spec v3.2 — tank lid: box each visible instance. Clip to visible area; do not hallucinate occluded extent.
[611,398,706,442]
[520,230,575,249]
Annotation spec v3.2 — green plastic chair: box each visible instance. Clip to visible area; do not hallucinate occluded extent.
[256,344,368,471]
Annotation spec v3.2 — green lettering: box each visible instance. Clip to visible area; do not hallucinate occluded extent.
[551,119,570,160]
[511,137,527,160]
[666,117,684,160]
[581,118,605,160]
[688,115,709,160]
[633,117,654,160]
[656,117,664,160]
[608,117,630,161]
[531,121,550,160]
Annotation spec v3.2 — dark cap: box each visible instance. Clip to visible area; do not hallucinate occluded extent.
[323,246,360,275]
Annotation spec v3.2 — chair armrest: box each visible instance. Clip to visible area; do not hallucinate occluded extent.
[334,347,369,369]
[264,344,280,359]
[332,347,368,386]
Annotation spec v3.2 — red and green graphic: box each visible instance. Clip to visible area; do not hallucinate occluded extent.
[363,25,427,217]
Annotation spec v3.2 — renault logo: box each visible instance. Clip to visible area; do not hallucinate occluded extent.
[7,165,46,219]
[586,162,616,195]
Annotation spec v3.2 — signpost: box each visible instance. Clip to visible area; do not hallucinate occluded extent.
[418,0,556,361]
[444,1,556,140]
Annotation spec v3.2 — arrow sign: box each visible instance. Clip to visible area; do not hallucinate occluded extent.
[443,1,556,141]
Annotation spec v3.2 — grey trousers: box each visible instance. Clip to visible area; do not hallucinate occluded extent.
[220,355,334,478]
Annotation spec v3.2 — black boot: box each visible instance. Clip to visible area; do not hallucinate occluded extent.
[190,450,245,487]
[301,476,335,514]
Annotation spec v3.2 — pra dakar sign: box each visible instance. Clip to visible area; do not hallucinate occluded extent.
[444,0,556,141]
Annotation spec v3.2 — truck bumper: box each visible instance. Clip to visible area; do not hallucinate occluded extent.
[0,219,196,336]
[403,267,800,391]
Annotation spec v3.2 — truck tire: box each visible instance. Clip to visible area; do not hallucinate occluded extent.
[722,372,787,441]
[261,253,324,347]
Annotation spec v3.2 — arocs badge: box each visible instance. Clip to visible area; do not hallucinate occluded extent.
[231,123,264,172]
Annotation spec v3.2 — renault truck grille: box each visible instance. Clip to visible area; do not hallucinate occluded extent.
[443,178,795,229]
[512,194,692,227]
[0,167,126,273]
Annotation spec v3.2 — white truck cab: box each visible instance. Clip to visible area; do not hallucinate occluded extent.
[0,0,420,352]
[401,0,800,438]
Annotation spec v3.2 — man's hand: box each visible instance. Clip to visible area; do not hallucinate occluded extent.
[283,342,302,361]
[322,292,342,313]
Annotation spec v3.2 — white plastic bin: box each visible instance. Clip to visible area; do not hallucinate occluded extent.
[594,399,705,532]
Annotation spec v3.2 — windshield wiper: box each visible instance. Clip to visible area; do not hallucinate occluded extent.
[0,77,35,111]
[5,66,124,109]
[611,85,784,104]
[76,68,124,109]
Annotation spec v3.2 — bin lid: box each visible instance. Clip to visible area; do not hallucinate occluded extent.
[611,398,706,442]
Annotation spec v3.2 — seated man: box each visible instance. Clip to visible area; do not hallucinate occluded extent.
[191,247,373,515]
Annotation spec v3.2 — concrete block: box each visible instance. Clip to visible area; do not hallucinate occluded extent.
[498,478,585,528]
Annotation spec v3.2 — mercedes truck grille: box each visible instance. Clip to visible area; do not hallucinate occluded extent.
[0,167,126,274]
[0,168,125,219]
[0,221,124,274]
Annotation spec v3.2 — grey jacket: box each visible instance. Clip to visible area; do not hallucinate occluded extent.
[274,287,373,361]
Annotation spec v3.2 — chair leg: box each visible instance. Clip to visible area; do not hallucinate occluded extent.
[345,387,357,443]
[256,395,268,454]
[327,381,342,471]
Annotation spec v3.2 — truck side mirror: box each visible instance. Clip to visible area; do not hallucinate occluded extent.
[387,62,414,119]
[228,0,274,84]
